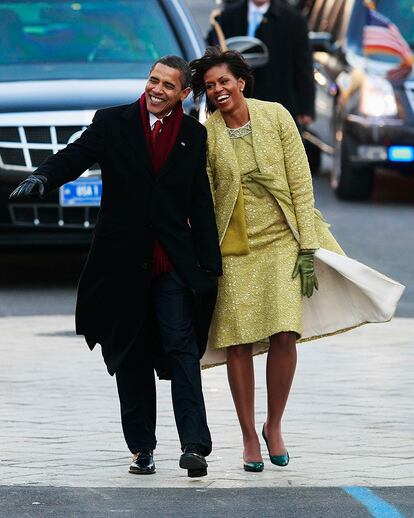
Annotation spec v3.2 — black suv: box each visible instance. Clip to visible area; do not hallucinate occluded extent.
[0,0,206,245]
[304,0,414,199]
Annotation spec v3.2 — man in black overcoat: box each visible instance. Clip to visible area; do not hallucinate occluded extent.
[208,0,315,125]
[10,56,222,478]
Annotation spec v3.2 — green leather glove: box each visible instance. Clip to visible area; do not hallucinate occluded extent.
[292,250,318,298]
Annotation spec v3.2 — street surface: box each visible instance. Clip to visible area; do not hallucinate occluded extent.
[1,1,414,516]
[1,314,413,511]
[187,0,217,33]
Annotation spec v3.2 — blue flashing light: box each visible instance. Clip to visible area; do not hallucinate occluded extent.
[388,146,414,162]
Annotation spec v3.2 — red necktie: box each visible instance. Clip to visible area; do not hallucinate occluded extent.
[151,119,163,145]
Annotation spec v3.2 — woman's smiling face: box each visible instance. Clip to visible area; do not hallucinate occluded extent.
[204,64,246,114]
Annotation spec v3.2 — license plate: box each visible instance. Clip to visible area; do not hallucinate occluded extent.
[59,178,102,207]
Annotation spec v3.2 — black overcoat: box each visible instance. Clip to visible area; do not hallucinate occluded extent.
[208,0,315,118]
[33,101,222,377]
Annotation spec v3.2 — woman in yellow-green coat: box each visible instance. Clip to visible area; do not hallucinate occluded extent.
[190,48,403,473]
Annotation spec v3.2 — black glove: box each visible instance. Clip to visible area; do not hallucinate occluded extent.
[9,174,48,200]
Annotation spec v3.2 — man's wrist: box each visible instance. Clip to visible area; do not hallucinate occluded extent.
[32,174,48,183]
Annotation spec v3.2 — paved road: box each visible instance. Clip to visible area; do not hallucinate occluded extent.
[2,486,414,518]
[1,315,413,516]
[186,0,217,34]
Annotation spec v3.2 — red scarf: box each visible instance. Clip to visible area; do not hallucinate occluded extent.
[139,93,184,275]
[139,93,183,173]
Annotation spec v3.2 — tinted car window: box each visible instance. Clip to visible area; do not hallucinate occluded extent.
[348,0,414,62]
[0,0,182,81]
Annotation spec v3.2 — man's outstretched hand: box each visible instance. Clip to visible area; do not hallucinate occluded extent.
[9,174,48,200]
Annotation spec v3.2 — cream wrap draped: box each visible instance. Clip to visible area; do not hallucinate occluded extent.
[201,99,404,368]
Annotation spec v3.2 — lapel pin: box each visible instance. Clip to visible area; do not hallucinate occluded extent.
[181,141,186,146]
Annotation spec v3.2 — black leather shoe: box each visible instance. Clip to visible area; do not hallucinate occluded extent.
[179,444,208,477]
[129,450,155,475]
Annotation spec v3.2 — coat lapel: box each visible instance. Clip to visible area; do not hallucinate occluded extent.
[158,116,193,177]
[120,101,153,180]
[240,0,249,35]
[210,111,240,180]
[206,110,241,242]
[247,98,278,170]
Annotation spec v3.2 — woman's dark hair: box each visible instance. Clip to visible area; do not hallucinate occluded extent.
[190,47,254,113]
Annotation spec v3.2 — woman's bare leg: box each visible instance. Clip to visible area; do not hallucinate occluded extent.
[264,332,297,455]
[227,344,262,461]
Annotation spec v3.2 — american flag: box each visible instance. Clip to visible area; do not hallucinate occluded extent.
[363,7,413,65]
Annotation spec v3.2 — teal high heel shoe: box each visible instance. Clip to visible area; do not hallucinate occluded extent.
[262,425,289,467]
[243,460,264,472]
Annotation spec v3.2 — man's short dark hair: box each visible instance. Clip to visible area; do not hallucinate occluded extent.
[150,55,191,90]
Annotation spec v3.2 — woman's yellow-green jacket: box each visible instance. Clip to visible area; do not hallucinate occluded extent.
[205,98,340,254]
[200,98,404,368]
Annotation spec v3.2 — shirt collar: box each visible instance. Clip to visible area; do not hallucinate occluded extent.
[248,1,270,16]
[149,111,172,129]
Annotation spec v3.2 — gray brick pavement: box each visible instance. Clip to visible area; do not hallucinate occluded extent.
[0,316,413,488]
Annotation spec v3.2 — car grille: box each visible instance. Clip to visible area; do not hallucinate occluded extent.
[0,125,100,173]
[9,203,100,229]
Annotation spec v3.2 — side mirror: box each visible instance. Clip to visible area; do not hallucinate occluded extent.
[309,31,333,53]
[225,36,269,69]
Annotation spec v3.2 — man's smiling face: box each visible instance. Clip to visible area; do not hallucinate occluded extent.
[145,63,191,119]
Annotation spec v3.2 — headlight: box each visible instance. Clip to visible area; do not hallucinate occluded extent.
[359,76,398,117]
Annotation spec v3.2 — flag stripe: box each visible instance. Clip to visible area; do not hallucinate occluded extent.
[364,27,411,51]
[364,35,411,56]
[363,7,413,63]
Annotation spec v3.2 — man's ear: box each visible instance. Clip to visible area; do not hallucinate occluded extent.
[179,87,192,102]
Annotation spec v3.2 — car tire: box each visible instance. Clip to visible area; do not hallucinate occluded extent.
[334,138,374,200]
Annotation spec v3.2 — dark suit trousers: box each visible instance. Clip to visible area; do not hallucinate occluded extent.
[115,272,212,456]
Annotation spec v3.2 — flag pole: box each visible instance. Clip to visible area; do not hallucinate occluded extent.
[362,1,374,77]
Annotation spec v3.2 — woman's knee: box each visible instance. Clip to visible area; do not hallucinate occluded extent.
[226,343,253,360]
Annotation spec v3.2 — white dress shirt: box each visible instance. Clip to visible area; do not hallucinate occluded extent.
[149,111,172,131]
[247,1,270,37]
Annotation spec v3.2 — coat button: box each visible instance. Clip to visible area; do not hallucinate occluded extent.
[141,262,149,270]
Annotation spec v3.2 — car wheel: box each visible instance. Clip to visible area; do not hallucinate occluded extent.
[333,137,374,200]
